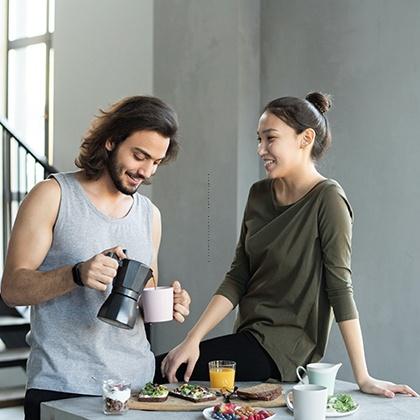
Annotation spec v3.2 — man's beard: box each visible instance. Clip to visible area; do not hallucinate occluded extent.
[106,148,149,196]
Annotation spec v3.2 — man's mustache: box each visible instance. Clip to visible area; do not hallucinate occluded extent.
[138,173,154,186]
[142,177,152,186]
[127,172,152,186]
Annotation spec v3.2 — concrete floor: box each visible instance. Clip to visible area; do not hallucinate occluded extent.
[0,406,23,420]
[0,366,25,419]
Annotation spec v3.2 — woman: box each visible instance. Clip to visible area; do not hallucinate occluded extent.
[155,92,417,397]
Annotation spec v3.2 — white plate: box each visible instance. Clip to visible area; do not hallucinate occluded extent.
[202,406,277,420]
[326,404,359,417]
[286,397,359,418]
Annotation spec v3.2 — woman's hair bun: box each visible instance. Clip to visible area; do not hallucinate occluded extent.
[305,91,332,114]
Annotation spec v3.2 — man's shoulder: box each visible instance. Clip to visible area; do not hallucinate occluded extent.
[28,177,61,200]
[136,193,160,218]
[136,192,154,208]
[15,177,61,227]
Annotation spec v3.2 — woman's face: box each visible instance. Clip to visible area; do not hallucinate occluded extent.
[257,111,307,179]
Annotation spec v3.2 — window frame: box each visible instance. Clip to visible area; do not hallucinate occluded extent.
[5,0,54,162]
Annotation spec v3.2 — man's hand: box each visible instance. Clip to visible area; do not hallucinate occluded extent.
[171,280,191,323]
[78,246,127,291]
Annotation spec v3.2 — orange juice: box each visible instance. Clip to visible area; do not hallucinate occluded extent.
[209,367,236,389]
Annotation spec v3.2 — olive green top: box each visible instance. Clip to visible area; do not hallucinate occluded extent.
[215,178,358,381]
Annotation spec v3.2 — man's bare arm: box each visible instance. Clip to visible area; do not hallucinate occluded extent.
[0,179,76,306]
[0,179,122,306]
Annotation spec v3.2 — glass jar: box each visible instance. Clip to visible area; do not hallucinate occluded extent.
[102,379,131,415]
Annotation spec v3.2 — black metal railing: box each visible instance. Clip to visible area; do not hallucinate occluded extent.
[1,116,57,261]
[0,121,53,399]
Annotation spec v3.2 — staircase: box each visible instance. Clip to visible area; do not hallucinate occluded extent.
[0,116,57,407]
[0,303,29,408]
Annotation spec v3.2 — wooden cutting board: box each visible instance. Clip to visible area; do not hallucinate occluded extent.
[128,393,286,411]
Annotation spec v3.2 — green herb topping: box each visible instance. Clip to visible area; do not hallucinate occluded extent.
[327,393,358,413]
[140,383,168,397]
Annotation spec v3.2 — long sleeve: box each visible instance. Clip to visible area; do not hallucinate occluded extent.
[318,185,359,322]
[212,178,358,381]
[215,207,250,307]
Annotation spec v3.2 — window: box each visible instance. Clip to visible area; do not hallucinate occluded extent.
[6,0,54,159]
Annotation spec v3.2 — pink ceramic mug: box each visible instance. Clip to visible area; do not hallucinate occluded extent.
[142,286,173,323]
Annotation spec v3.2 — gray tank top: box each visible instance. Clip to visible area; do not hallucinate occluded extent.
[26,172,155,394]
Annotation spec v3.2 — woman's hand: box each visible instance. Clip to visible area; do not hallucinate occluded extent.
[160,295,234,383]
[359,376,418,398]
[338,319,418,398]
[171,280,191,323]
[160,337,200,383]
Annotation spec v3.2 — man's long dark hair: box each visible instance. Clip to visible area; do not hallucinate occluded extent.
[75,96,179,179]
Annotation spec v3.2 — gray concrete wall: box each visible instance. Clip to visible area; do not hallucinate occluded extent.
[150,0,260,355]
[53,0,154,174]
[0,0,6,117]
[47,0,261,358]
[261,0,420,389]
[9,0,418,391]
[1,0,155,389]
[0,0,6,265]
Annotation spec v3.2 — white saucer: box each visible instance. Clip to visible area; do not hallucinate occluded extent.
[286,395,359,418]
[326,404,359,417]
[202,406,277,420]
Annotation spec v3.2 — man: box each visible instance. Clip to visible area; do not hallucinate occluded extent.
[1,96,191,419]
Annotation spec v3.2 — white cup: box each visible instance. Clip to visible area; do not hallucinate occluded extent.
[286,384,328,420]
[142,286,173,323]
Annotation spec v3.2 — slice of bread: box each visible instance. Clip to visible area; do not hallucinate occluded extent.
[137,383,169,402]
[169,390,217,403]
[169,384,217,403]
[236,383,282,401]
[137,393,169,403]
